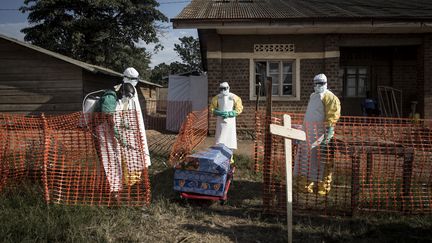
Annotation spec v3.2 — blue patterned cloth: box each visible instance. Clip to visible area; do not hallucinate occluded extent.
[174,170,227,196]
[186,144,232,174]
[173,144,232,196]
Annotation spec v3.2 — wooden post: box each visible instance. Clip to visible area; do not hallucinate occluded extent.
[255,81,261,111]
[254,81,262,172]
[284,115,293,243]
[402,149,414,213]
[263,77,273,208]
[41,113,51,203]
[270,114,306,243]
[351,151,361,215]
[366,152,373,185]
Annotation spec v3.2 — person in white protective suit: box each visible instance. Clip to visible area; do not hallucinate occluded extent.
[117,67,151,171]
[209,82,243,159]
[94,67,151,193]
[95,84,131,193]
[294,73,341,196]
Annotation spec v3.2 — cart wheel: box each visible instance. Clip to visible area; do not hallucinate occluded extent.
[179,194,188,204]
[220,200,227,206]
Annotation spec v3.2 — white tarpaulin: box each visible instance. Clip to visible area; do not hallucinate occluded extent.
[166,74,208,132]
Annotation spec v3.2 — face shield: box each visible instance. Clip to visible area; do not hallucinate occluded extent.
[219,82,230,96]
[220,86,230,95]
[314,82,327,94]
[123,77,139,87]
[313,73,328,94]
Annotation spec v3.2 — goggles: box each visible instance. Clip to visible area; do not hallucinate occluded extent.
[314,82,326,86]
[219,87,229,91]
[124,75,138,79]
[121,86,135,99]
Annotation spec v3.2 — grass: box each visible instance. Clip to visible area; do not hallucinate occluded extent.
[1,154,432,242]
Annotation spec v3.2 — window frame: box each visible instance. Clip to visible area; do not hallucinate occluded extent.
[343,66,368,98]
[249,58,300,101]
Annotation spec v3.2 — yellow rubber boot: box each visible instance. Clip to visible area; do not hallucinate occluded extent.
[317,173,332,196]
[305,181,315,194]
[295,176,314,194]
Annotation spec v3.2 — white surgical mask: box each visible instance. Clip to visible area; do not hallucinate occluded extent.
[314,83,327,94]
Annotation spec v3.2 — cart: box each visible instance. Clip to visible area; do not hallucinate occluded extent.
[179,166,235,205]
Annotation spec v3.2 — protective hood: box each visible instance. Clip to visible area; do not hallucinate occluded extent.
[313,73,328,94]
[313,73,327,83]
[123,67,139,87]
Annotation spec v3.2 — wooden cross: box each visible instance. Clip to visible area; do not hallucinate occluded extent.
[270,114,306,243]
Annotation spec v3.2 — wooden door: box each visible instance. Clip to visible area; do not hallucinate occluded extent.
[340,66,369,116]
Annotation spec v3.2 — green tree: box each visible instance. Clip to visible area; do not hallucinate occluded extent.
[173,36,202,72]
[149,62,190,86]
[149,36,202,84]
[20,0,168,78]
[168,61,191,74]
[149,62,170,86]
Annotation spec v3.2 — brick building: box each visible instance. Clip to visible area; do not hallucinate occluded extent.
[172,0,432,133]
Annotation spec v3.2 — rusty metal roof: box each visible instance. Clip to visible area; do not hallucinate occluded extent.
[173,0,432,21]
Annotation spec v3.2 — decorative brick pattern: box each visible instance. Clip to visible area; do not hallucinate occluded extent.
[254,44,295,53]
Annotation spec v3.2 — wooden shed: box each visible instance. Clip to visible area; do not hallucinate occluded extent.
[0,34,162,115]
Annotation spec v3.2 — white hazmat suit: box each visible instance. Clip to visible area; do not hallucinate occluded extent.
[91,67,151,192]
[121,67,151,169]
[209,82,243,150]
[294,73,341,196]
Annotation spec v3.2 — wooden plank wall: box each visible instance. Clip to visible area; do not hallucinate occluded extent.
[82,71,120,96]
[137,85,158,114]
[0,39,83,114]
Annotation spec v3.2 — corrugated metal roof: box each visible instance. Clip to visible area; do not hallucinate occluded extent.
[173,0,432,21]
[0,34,162,88]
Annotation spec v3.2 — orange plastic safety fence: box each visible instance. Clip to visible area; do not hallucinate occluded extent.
[168,109,209,165]
[256,112,432,215]
[140,100,193,161]
[1,111,151,207]
[0,113,45,191]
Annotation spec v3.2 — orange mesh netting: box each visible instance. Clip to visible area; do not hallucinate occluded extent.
[168,109,209,166]
[144,100,193,162]
[255,112,432,215]
[0,111,151,206]
[0,113,45,190]
[142,100,192,132]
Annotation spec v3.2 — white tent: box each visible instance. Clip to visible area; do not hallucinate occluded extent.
[166,73,208,132]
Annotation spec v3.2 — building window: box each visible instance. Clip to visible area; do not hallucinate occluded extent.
[344,67,367,97]
[254,60,295,97]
